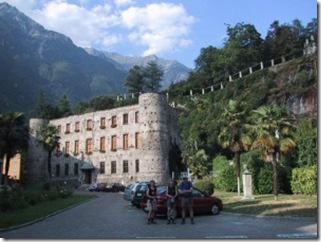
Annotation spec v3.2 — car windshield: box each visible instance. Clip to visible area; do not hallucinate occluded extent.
[138,184,147,192]
[126,184,134,189]
[156,185,167,195]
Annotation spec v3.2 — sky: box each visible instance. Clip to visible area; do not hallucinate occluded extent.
[2,0,317,68]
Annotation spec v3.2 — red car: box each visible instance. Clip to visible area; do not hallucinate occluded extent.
[95,183,107,192]
[140,185,223,216]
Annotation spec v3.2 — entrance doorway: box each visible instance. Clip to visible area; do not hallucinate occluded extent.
[84,170,92,184]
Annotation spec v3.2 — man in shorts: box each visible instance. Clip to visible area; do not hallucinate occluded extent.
[178,177,194,224]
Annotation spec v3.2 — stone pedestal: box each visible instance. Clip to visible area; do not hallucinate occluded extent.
[242,167,254,200]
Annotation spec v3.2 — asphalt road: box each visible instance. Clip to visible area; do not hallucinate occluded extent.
[0,191,318,239]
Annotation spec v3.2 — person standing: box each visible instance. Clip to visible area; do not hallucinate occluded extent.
[166,179,178,224]
[178,177,194,224]
[146,180,157,224]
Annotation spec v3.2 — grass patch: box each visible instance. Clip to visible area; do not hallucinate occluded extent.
[214,190,317,218]
[0,194,96,229]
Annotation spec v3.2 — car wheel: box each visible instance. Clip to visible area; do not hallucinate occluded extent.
[210,203,220,215]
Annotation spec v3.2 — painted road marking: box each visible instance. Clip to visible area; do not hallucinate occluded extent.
[206,235,248,238]
[277,233,317,238]
[136,237,176,239]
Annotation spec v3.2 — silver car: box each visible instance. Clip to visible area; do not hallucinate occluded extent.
[123,181,148,204]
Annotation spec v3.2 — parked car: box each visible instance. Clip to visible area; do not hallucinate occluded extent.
[132,183,148,207]
[123,183,135,200]
[123,181,148,204]
[140,185,223,216]
[106,183,126,192]
[88,183,97,192]
[95,182,107,192]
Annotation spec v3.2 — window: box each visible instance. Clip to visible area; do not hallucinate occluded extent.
[123,160,129,173]
[56,143,61,155]
[57,125,61,135]
[74,140,79,155]
[135,159,139,173]
[65,141,70,156]
[135,111,139,123]
[74,163,79,176]
[65,164,69,176]
[87,119,93,130]
[100,162,105,174]
[100,137,106,152]
[111,115,117,128]
[111,135,117,151]
[111,161,116,174]
[135,132,139,149]
[123,134,128,150]
[123,113,128,125]
[86,138,93,154]
[100,117,106,129]
[75,121,80,132]
[55,164,60,177]
[65,123,70,134]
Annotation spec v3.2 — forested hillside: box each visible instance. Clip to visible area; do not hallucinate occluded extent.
[165,19,317,197]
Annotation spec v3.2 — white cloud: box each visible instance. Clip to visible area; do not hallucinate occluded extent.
[121,2,195,56]
[5,0,195,56]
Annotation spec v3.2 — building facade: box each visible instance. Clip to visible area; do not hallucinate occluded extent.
[27,93,181,186]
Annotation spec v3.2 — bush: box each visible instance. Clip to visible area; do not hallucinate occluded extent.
[256,164,274,194]
[0,183,74,212]
[291,165,317,195]
[193,177,215,195]
[214,165,237,192]
[0,189,29,212]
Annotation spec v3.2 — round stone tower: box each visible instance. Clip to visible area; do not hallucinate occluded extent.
[138,93,172,184]
[27,118,49,184]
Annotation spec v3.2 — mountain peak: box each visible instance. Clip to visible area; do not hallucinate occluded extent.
[85,48,191,88]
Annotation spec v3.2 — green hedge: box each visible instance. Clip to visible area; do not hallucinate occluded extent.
[291,165,317,195]
[193,177,215,195]
[256,164,274,194]
[0,183,74,212]
[214,165,237,192]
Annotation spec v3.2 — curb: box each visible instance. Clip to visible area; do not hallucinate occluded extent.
[220,211,317,221]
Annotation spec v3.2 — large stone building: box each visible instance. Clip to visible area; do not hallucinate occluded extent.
[27,93,182,186]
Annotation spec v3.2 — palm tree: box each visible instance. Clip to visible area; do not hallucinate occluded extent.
[247,105,296,200]
[217,100,251,195]
[187,149,209,179]
[0,112,29,186]
[36,124,60,180]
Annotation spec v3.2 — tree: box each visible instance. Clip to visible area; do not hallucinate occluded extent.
[144,61,164,92]
[221,22,264,74]
[193,46,223,86]
[305,18,317,38]
[36,124,60,180]
[0,112,29,186]
[264,20,299,59]
[33,91,58,119]
[217,100,251,195]
[188,149,210,179]
[57,94,71,117]
[125,65,145,93]
[247,105,296,200]
[89,95,115,111]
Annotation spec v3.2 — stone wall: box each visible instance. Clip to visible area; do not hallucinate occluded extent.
[27,93,181,186]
